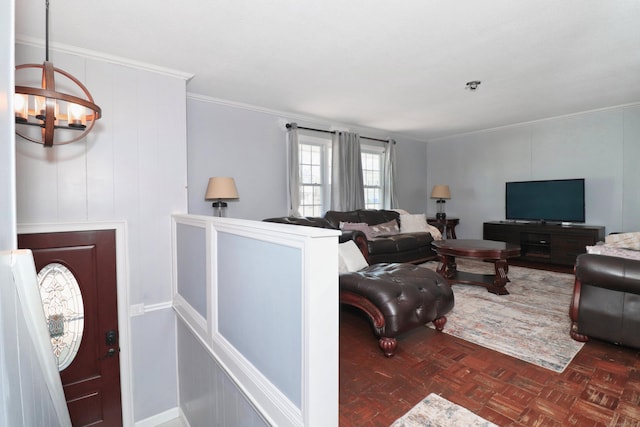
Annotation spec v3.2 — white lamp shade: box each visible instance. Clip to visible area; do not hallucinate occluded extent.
[430,185,451,199]
[205,177,239,200]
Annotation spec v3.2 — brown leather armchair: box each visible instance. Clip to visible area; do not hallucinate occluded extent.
[570,253,640,349]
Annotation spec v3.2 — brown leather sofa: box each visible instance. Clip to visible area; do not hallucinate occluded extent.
[264,211,452,356]
[570,253,640,349]
[265,209,437,264]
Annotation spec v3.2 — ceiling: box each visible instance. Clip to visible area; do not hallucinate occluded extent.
[14,0,640,140]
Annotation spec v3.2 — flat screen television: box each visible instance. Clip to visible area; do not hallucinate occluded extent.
[505,178,585,223]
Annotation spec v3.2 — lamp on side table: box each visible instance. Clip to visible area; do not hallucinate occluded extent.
[430,185,451,220]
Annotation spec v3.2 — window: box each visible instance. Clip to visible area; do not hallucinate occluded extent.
[296,136,385,214]
[361,145,384,209]
[299,135,331,216]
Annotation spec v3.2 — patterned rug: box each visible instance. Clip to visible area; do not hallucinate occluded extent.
[422,259,584,372]
[390,393,497,427]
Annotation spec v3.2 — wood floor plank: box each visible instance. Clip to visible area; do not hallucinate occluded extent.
[339,308,640,426]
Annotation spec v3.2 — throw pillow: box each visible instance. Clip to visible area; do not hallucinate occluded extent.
[369,219,400,237]
[604,232,640,250]
[399,213,428,233]
[338,240,369,273]
[340,222,375,239]
[586,245,640,261]
[399,214,443,240]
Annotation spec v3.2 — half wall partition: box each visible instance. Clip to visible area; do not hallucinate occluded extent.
[171,214,339,426]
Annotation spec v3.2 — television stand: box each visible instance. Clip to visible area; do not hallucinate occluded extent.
[483,221,605,268]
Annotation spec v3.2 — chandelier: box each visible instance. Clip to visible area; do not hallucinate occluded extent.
[14,0,101,147]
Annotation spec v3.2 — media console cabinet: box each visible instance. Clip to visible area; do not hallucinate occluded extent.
[483,221,605,268]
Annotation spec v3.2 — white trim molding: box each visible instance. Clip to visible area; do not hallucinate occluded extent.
[15,36,194,82]
[17,221,134,427]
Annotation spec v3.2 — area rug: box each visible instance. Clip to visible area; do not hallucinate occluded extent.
[390,393,497,427]
[422,259,584,372]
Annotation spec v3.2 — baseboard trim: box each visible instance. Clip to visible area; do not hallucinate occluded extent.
[134,407,182,427]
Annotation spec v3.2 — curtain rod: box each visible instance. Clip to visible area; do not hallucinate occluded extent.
[285,123,393,144]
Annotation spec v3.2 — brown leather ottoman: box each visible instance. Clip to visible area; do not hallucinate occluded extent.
[340,263,454,357]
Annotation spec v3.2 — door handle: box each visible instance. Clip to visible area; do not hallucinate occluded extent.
[100,347,119,360]
[105,329,117,346]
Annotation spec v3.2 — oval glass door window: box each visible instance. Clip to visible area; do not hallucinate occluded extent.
[37,263,85,371]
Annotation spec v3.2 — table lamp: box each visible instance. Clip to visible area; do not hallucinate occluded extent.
[205,177,239,217]
[430,185,451,220]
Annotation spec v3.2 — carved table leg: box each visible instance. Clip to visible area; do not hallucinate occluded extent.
[436,254,457,280]
[379,337,398,357]
[489,258,510,295]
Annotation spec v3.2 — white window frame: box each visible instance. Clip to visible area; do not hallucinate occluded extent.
[361,143,385,210]
[298,134,331,216]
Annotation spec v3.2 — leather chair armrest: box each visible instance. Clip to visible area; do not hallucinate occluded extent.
[575,253,640,294]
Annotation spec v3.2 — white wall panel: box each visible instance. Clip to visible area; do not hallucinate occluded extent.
[0,0,16,251]
[623,104,640,232]
[85,60,116,220]
[427,105,640,238]
[56,142,88,221]
[130,308,178,421]
[15,41,189,424]
[531,109,624,229]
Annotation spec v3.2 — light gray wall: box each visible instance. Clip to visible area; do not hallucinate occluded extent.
[426,104,640,239]
[14,42,189,423]
[186,96,429,219]
[0,0,15,251]
[177,321,269,427]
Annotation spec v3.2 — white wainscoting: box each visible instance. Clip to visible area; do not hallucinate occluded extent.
[172,214,339,427]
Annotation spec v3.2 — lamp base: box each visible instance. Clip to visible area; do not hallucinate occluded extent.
[435,212,447,220]
[212,201,228,217]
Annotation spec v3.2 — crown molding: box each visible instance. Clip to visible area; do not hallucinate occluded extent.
[15,35,194,81]
[429,101,640,142]
[186,92,427,143]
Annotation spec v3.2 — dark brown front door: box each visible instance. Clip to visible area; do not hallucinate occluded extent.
[18,229,122,427]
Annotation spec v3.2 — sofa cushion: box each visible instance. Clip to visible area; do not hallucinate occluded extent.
[357,209,400,226]
[369,233,433,254]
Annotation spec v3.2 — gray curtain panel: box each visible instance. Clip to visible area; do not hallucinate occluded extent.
[331,131,365,211]
[383,139,397,209]
[287,124,301,216]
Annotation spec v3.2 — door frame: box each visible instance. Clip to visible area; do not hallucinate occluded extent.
[18,220,133,427]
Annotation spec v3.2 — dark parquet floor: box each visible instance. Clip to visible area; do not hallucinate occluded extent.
[339,306,640,427]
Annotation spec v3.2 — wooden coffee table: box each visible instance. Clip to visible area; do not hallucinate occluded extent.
[432,239,521,295]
